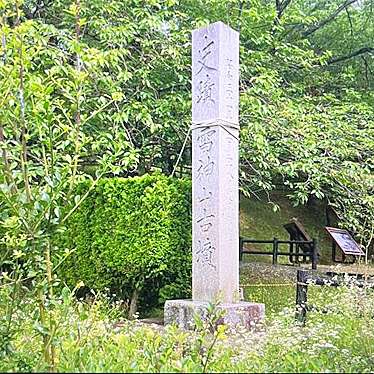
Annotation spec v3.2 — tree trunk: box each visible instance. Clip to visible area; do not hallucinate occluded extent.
[128,288,139,319]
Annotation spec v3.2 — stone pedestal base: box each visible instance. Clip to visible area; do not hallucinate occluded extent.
[164,300,265,330]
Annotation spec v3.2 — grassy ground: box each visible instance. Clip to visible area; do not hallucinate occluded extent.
[146,261,374,320]
[240,192,337,265]
[135,191,373,320]
[145,193,372,319]
[239,262,374,318]
[239,191,374,314]
[3,270,373,372]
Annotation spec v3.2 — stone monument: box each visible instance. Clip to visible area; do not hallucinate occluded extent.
[164,21,264,329]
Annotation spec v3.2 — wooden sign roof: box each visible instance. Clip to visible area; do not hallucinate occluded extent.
[283,219,312,242]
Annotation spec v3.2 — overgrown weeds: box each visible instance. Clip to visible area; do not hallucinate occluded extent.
[1,280,373,373]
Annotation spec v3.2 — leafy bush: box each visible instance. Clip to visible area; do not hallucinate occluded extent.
[56,174,192,311]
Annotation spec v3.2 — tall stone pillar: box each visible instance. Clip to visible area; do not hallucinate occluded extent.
[164,22,264,330]
[191,21,239,304]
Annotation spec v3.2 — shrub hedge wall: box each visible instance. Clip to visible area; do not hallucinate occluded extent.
[56,174,192,310]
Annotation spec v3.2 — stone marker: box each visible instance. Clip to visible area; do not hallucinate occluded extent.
[164,21,264,330]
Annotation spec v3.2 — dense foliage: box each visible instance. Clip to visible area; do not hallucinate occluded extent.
[56,174,192,312]
[0,0,373,370]
[2,0,371,244]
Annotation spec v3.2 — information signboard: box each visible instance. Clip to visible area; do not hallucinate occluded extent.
[325,227,364,256]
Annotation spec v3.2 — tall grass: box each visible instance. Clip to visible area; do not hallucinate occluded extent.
[1,280,373,372]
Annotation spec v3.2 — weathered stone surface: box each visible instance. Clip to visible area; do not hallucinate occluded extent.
[164,299,265,330]
[192,21,239,124]
[164,21,265,330]
[191,21,240,303]
[192,123,239,303]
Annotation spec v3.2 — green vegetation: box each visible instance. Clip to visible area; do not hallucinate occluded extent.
[0,0,373,371]
[1,0,372,247]
[56,174,192,315]
[1,281,373,372]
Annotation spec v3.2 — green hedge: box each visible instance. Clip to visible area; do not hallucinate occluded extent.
[56,174,192,310]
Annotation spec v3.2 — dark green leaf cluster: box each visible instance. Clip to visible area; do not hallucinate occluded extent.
[56,173,192,309]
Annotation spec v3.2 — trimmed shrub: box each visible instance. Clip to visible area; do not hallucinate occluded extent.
[55,174,192,311]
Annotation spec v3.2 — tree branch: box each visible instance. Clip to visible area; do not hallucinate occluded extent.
[278,0,292,19]
[237,0,245,32]
[327,47,374,64]
[271,0,293,38]
[345,7,354,52]
[274,0,292,27]
[302,0,358,37]
[361,56,370,88]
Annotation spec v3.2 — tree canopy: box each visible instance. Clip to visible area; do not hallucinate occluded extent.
[1,0,373,248]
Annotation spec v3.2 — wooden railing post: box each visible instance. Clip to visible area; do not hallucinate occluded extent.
[312,238,318,270]
[332,241,337,262]
[295,270,308,325]
[289,241,294,264]
[272,237,278,265]
[303,240,307,263]
[295,242,299,265]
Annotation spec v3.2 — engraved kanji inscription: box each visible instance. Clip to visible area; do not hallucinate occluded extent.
[225,136,235,179]
[195,34,217,106]
[225,82,234,100]
[226,105,234,119]
[198,186,212,203]
[226,157,234,179]
[197,74,215,104]
[226,58,234,78]
[197,129,216,153]
[224,58,236,120]
[197,156,215,180]
[196,237,216,268]
[196,35,217,76]
[197,208,215,232]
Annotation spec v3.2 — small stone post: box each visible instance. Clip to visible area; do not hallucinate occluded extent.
[164,21,264,330]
